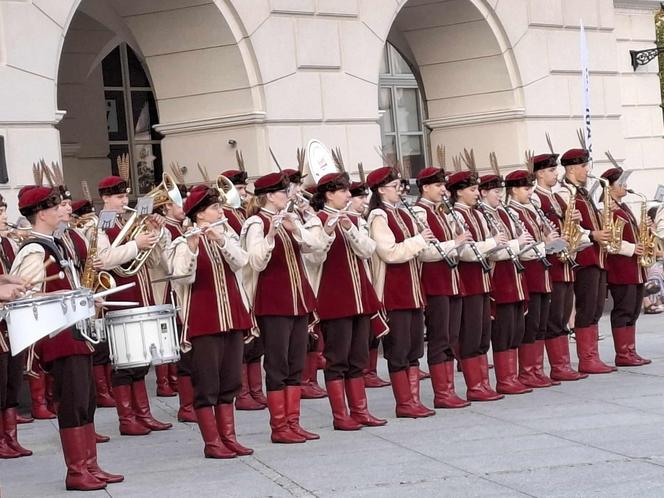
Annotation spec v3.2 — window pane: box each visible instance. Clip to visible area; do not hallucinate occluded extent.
[105,90,127,141]
[399,135,425,178]
[102,46,122,87]
[379,45,389,75]
[391,46,413,75]
[131,91,160,140]
[127,47,151,87]
[395,88,421,132]
[379,88,394,133]
[108,144,130,178]
[135,143,161,195]
[379,136,397,167]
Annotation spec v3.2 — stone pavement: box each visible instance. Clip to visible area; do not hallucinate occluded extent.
[2,313,664,497]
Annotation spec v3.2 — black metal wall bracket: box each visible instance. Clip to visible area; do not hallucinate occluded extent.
[630,46,664,71]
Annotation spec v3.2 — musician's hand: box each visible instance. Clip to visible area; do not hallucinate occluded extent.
[339,215,353,231]
[324,216,339,235]
[150,213,166,228]
[545,231,561,243]
[136,231,159,250]
[282,213,300,235]
[518,232,534,248]
[420,228,436,243]
[634,242,645,256]
[455,230,473,246]
[92,257,103,271]
[571,209,582,222]
[0,283,27,302]
[266,214,284,243]
[184,228,200,252]
[592,229,612,243]
[0,274,25,286]
[205,226,224,244]
[493,233,508,246]
[646,217,654,229]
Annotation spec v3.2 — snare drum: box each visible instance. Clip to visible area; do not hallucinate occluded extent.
[105,304,180,369]
[4,294,71,355]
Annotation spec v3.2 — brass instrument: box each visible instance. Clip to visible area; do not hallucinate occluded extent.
[81,217,115,291]
[216,175,242,210]
[558,182,584,263]
[628,190,658,268]
[530,198,579,269]
[590,175,625,254]
[5,222,32,243]
[71,212,97,231]
[109,172,183,277]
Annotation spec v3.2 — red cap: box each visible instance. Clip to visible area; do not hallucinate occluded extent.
[98,176,130,196]
[504,170,534,188]
[349,181,367,197]
[416,167,446,188]
[446,171,478,192]
[601,167,622,184]
[479,174,503,191]
[18,185,39,198]
[282,168,306,184]
[71,199,94,216]
[254,172,289,196]
[183,185,219,218]
[366,167,399,189]
[18,186,61,217]
[533,153,559,171]
[560,149,590,167]
[221,169,248,185]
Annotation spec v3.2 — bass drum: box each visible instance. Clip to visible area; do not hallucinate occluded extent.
[105,304,180,370]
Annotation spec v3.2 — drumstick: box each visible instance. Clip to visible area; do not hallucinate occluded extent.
[43,256,55,272]
[28,271,64,287]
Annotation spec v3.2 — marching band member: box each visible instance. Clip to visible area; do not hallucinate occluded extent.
[242,172,321,443]
[309,172,386,430]
[446,165,505,401]
[505,170,558,388]
[171,186,253,458]
[11,186,122,490]
[0,194,32,458]
[366,166,436,417]
[221,168,267,411]
[559,149,616,374]
[600,167,651,366]
[414,167,471,407]
[95,175,173,435]
[477,170,532,395]
[532,154,587,381]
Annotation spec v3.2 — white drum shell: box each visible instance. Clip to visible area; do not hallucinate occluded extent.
[5,295,71,355]
[105,304,179,369]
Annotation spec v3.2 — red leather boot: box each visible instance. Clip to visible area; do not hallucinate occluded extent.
[0,414,20,459]
[95,432,110,443]
[613,326,651,366]
[461,356,503,401]
[168,363,179,393]
[59,426,107,491]
[326,379,362,431]
[112,385,151,436]
[177,375,197,422]
[364,348,390,388]
[389,370,432,418]
[533,340,560,385]
[266,390,305,444]
[429,362,470,408]
[132,379,172,431]
[155,365,176,397]
[3,408,32,456]
[194,406,236,458]
[575,326,616,374]
[84,424,123,483]
[93,365,116,408]
[216,404,253,455]
[492,351,531,395]
[545,335,588,381]
[518,343,552,387]
[478,355,504,400]
[247,361,268,406]
[236,364,264,410]
[345,377,387,426]
[407,367,435,416]
[285,385,319,440]
[301,354,327,399]
[28,373,55,419]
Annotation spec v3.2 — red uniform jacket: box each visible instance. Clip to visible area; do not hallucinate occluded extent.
[184,238,252,338]
[454,204,492,297]
[533,187,574,283]
[416,200,461,297]
[382,207,426,311]
[316,210,380,320]
[0,237,16,353]
[509,202,552,294]
[253,212,316,317]
[606,203,645,286]
[223,207,245,236]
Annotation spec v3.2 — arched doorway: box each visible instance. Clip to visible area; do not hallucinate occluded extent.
[56,0,263,201]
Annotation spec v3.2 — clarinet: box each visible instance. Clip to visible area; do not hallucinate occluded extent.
[441,195,491,273]
[476,202,525,273]
[400,196,457,268]
[502,202,552,269]
[530,200,579,269]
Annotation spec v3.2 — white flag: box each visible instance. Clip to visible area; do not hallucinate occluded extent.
[580,21,592,159]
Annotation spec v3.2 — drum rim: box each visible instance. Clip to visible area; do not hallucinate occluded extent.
[4,295,75,310]
[105,303,176,319]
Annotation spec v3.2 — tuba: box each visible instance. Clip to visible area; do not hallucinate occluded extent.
[110,172,183,277]
[216,174,242,209]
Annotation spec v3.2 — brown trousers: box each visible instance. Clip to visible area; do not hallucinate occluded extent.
[258,315,309,391]
[524,292,551,344]
[111,366,150,387]
[177,349,193,377]
[0,350,25,409]
[243,334,264,364]
[609,283,644,328]
[459,294,492,359]
[383,309,425,373]
[425,295,462,365]
[492,302,525,352]
[51,355,96,429]
[321,315,370,382]
[547,281,574,339]
[574,267,607,328]
[190,332,244,408]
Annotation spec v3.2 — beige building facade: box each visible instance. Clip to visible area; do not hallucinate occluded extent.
[0,0,662,217]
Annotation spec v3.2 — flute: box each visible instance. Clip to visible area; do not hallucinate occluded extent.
[502,202,552,269]
[183,218,228,238]
[441,195,491,273]
[476,202,525,273]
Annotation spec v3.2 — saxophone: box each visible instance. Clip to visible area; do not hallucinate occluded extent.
[80,219,115,291]
[593,175,624,254]
[559,183,583,262]
[630,191,657,267]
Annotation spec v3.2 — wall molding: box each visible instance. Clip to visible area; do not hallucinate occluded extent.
[153,112,267,136]
[425,108,526,130]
